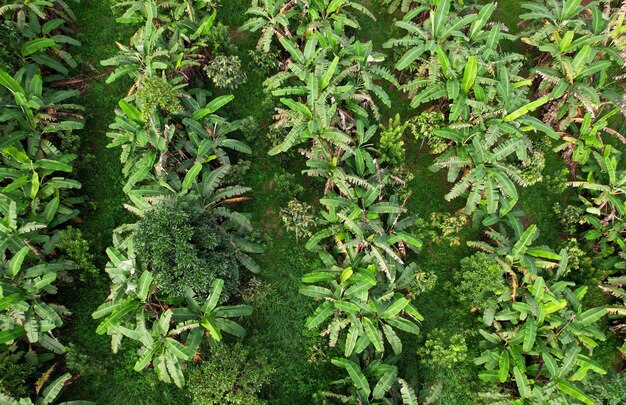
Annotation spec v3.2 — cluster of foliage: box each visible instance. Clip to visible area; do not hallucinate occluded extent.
[378,114,408,167]
[204,54,247,90]
[417,328,468,369]
[0,0,93,402]
[186,342,274,404]
[408,110,446,154]
[134,198,242,301]
[244,1,431,402]
[455,252,506,311]
[92,0,261,388]
[279,199,316,243]
[415,211,468,247]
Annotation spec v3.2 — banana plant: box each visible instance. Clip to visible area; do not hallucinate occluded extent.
[326,357,421,404]
[340,40,398,116]
[308,186,420,269]
[520,0,599,48]
[240,0,294,52]
[520,0,624,129]
[0,0,89,400]
[266,35,396,155]
[0,66,83,137]
[11,7,81,75]
[265,48,355,156]
[294,0,375,38]
[111,0,197,25]
[385,1,522,121]
[112,0,220,56]
[379,0,420,14]
[93,241,252,387]
[0,371,94,405]
[0,149,80,219]
[430,118,555,219]
[0,0,77,24]
[567,146,626,227]
[555,110,626,167]
[600,275,626,356]
[301,261,423,355]
[108,92,251,206]
[0,252,75,354]
[561,146,626,260]
[265,34,397,153]
[468,222,568,278]
[101,18,197,87]
[341,118,377,177]
[474,256,607,405]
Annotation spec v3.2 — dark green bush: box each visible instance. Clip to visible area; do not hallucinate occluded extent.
[0,22,20,73]
[585,371,626,405]
[135,198,241,301]
[0,347,35,398]
[455,253,506,311]
[187,343,273,404]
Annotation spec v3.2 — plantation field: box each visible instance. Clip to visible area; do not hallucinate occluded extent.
[1,0,625,404]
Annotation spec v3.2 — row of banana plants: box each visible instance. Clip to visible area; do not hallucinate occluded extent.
[244,1,429,402]
[469,216,608,404]
[387,0,558,220]
[90,1,260,388]
[0,0,93,403]
[519,0,626,357]
[386,0,622,403]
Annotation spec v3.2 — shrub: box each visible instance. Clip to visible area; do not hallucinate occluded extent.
[187,343,274,405]
[415,212,468,247]
[516,149,545,186]
[205,55,247,90]
[455,253,506,311]
[239,116,261,145]
[418,328,468,369]
[206,22,236,54]
[0,22,20,73]
[134,198,241,301]
[248,48,280,75]
[272,171,303,203]
[555,203,586,234]
[224,160,252,185]
[563,238,605,284]
[135,76,183,119]
[378,113,407,167]
[280,199,316,242]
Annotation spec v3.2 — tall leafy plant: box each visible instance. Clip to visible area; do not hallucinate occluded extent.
[470,223,607,404]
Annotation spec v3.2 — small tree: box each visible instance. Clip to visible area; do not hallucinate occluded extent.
[135,197,242,301]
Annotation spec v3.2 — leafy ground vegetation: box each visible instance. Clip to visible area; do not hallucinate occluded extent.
[0,0,625,404]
